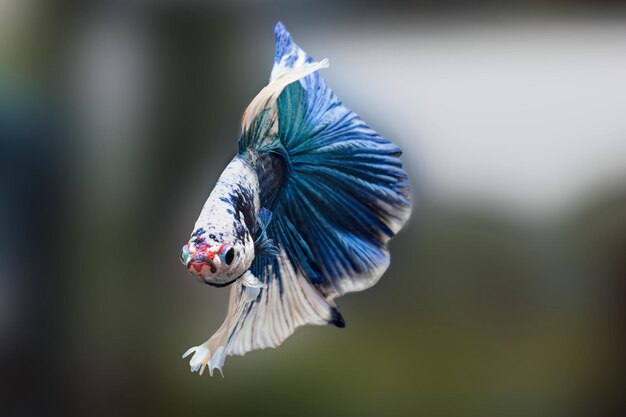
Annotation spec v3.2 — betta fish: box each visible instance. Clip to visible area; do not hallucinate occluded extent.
[180,22,411,376]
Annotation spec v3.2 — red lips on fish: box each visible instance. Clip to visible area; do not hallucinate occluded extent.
[189,260,207,273]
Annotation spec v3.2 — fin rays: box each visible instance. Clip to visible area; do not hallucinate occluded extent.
[241,58,329,142]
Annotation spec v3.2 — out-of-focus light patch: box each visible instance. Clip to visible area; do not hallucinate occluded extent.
[68,12,156,215]
[0,0,33,40]
[0,0,37,82]
[298,21,626,218]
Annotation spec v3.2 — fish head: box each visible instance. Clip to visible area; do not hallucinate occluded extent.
[180,229,251,286]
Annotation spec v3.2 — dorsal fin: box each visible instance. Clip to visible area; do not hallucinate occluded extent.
[239,57,328,152]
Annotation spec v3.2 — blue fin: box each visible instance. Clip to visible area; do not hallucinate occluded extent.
[254,208,279,257]
[217,22,410,363]
[238,22,330,154]
[242,22,411,297]
[257,207,273,232]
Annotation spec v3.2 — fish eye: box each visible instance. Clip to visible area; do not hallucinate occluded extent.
[224,248,235,265]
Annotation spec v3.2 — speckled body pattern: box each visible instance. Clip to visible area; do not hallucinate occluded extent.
[180,151,288,287]
[184,156,259,285]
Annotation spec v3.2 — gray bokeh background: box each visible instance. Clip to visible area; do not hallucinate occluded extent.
[1,1,625,416]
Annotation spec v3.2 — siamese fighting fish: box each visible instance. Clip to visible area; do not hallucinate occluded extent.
[180,22,412,376]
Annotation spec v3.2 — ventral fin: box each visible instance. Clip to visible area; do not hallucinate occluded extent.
[254,208,279,258]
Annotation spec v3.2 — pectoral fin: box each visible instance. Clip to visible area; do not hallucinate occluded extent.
[240,270,266,302]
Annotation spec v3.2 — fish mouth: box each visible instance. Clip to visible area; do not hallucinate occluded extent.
[187,256,217,275]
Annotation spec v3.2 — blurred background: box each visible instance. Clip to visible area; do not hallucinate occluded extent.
[1,1,625,416]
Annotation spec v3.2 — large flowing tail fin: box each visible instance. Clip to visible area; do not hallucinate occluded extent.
[240,21,412,298]
[185,22,411,375]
